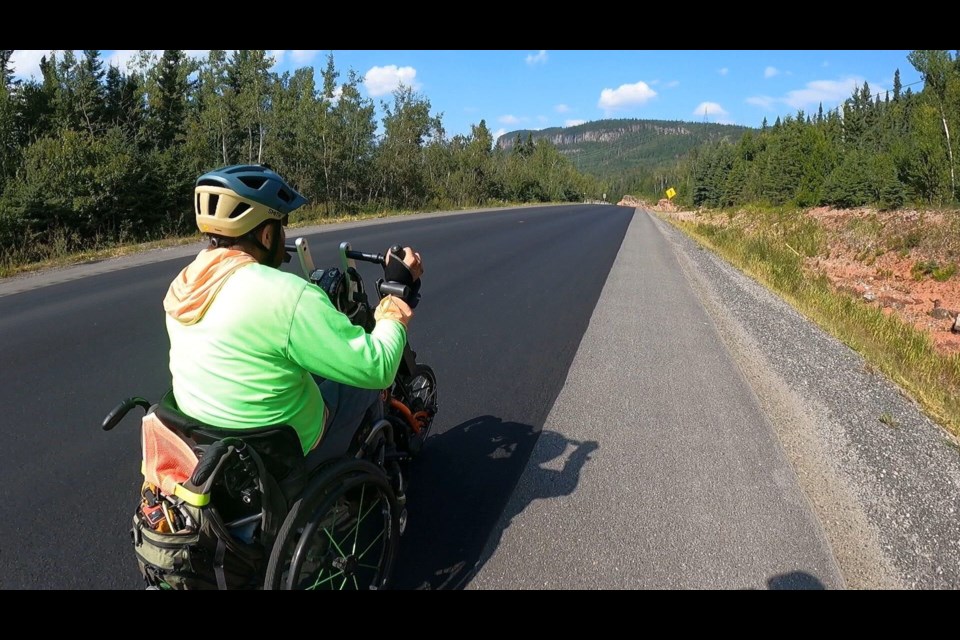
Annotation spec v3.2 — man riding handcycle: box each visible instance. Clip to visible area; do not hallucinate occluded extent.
[102,164,437,590]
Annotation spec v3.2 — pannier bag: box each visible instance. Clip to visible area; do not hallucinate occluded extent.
[131,412,265,590]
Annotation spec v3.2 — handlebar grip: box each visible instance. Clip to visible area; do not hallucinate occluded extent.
[101,397,152,431]
[345,250,385,264]
[189,440,230,487]
[389,245,405,260]
[378,281,410,299]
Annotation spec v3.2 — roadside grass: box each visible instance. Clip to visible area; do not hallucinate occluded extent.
[0,201,536,279]
[663,209,960,439]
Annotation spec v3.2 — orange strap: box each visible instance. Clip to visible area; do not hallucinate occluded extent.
[389,398,429,435]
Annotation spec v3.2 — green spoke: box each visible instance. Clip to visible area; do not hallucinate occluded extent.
[355,527,385,561]
[308,568,344,590]
[356,496,382,527]
[353,484,366,555]
[323,524,348,558]
[353,574,360,590]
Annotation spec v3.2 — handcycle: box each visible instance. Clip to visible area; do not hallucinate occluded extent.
[102,238,438,590]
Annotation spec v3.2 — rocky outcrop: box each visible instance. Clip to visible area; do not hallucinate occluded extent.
[498,121,692,150]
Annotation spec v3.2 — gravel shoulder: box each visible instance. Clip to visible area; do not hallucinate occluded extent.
[651,209,960,589]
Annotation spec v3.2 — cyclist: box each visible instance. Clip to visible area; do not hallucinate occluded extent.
[162,164,423,458]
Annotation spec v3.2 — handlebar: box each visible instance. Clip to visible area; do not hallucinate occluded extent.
[344,245,405,266]
[283,239,414,307]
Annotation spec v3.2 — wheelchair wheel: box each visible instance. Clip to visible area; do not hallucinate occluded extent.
[263,459,399,590]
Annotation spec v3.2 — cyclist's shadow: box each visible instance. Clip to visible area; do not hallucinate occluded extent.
[392,415,598,590]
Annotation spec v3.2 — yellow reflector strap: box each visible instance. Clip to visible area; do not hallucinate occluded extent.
[173,483,210,507]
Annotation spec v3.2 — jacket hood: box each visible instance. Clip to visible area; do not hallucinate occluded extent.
[163,248,257,325]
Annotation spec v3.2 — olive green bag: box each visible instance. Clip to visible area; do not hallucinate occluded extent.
[132,499,264,590]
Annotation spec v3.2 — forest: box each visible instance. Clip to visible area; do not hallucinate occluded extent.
[0,50,602,265]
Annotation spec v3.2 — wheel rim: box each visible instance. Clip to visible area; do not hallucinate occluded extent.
[286,479,393,590]
[408,370,437,413]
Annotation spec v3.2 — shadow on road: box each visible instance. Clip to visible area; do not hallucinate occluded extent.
[767,571,827,590]
[391,415,597,590]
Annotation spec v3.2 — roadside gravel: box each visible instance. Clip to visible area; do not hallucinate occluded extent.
[651,210,960,589]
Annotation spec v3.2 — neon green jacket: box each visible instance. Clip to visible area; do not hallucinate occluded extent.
[165,249,407,454]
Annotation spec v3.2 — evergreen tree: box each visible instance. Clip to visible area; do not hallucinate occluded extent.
[0,50,17,89]
[75,50,105,135]
[908,50,957,199]
[227,50,275,164]
[147,50,193,149]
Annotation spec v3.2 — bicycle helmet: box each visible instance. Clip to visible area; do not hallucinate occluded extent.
[194,164,308,237]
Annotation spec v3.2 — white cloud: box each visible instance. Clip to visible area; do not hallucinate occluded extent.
[537,115,549,124]
[718,67,729,76]
[270,50,286,67]
[555,104,570,113]
[597,81,657,113]
[746,95,776,109]
[764,66,780,78]
[493,128,508,142]
[526,50,548,65]
[565,119,586,127]
[693,102,729,119]
[499,114,522,125]
[11,50,55,80]
[12,49,212,80]
[364,65,419,97]
[665,80,680,88]
[746,77,872,115]
[783,77,865,109]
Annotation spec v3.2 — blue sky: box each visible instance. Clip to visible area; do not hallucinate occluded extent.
[9,50,924,142]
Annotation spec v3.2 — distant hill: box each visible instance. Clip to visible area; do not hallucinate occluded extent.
[497,118,754,179]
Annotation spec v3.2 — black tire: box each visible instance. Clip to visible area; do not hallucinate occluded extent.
[263,459,399,590]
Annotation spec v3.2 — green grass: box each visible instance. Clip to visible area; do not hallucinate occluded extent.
[663,211,960,439]
[0,201,537,279]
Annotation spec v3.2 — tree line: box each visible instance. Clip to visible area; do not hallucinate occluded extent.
[0,50,603,263]
[657,50,960,211]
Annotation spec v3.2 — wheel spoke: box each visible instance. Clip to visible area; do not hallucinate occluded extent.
[352,484,366,555]
[357,495,381,526]
[307,568,344,590]
[355,527,385,561]
[323,523,348,558]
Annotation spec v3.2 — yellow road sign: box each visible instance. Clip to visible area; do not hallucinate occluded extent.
[666,187,676,200]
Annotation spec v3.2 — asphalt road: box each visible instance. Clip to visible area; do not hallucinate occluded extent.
[3,204,956,590]
[0,204,633,589]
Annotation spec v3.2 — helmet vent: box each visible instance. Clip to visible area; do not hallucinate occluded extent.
[239,176,267,190]
[208,194,220,215]
[276,188,292,203]
[197,178,221,187]
[228,202,251,219]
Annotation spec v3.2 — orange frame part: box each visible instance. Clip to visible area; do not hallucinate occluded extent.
[389,398,430,435]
